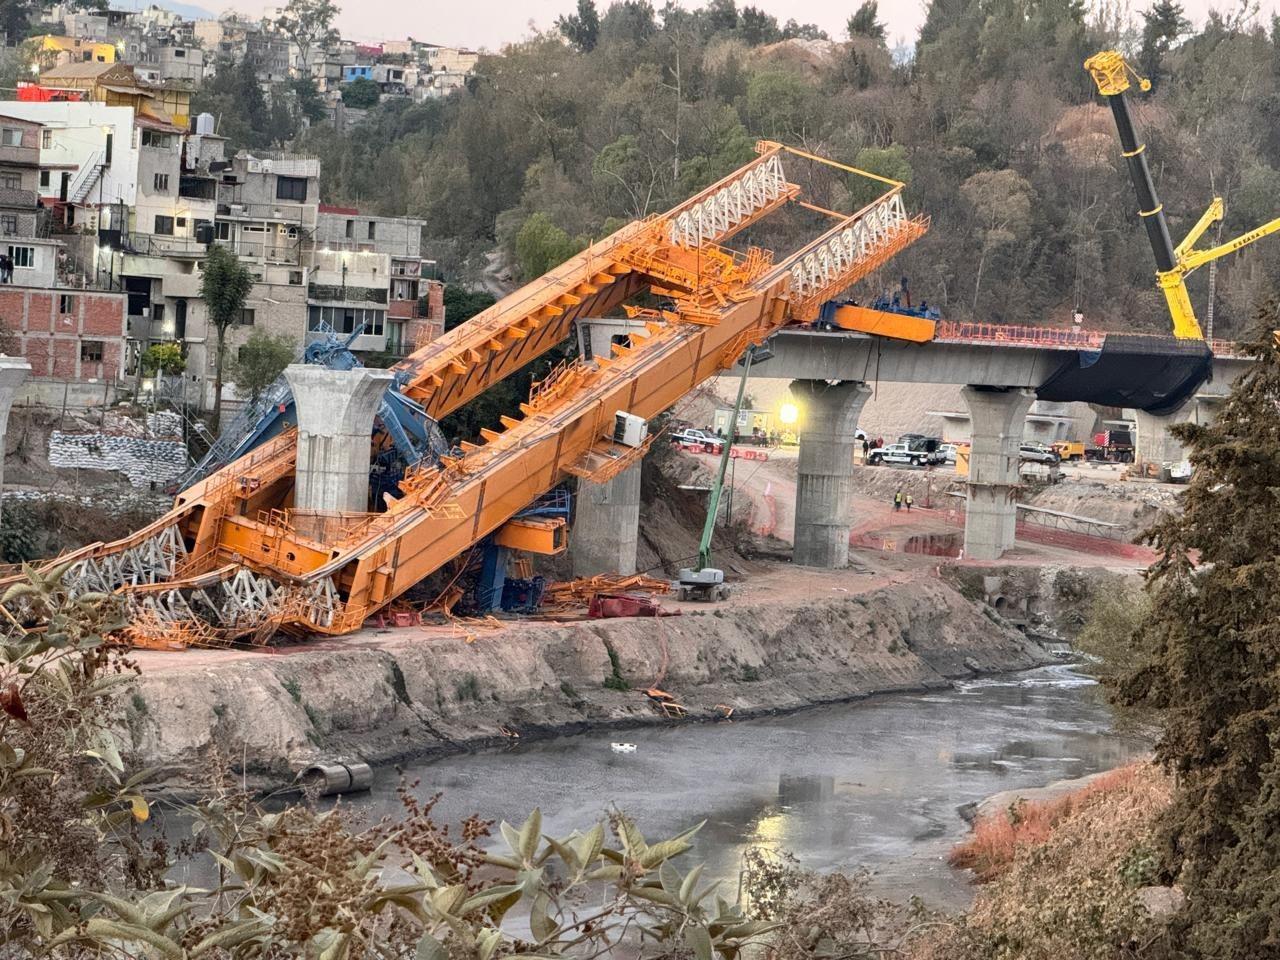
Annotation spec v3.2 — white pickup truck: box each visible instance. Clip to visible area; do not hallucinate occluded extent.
[868,443,928,467]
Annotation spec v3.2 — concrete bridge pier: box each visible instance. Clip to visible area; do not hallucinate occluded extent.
[962,386,1036,561]
[792,379,871,568]
[285,365,394,514]
[1133,397,1219,469]
[570,466,642,577]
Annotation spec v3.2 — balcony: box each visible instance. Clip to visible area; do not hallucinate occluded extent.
[388,298,420,320]
[0,187,37,210]
[179,175,217,200]
[308,282,387,305]
[0,144,38,167]
[123,233,209,258]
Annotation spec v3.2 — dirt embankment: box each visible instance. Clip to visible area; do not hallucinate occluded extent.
[124,572,1050,791]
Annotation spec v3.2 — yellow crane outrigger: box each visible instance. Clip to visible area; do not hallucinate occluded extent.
[1085,50,1280,340]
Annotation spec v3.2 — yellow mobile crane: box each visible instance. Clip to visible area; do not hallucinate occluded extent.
[1085,50,1280,340]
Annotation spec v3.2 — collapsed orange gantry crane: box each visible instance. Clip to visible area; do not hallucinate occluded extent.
[13,142,928,646]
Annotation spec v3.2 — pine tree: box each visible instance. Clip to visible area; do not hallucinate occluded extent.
[1119,301,1280,958]
[1139,0,1190,88]
[847,1,886,43]
[556,0,600,53]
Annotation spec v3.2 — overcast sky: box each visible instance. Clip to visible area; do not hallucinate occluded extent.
[204,0,1280,50]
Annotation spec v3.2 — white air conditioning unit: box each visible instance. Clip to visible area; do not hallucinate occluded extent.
[613,412,648,448]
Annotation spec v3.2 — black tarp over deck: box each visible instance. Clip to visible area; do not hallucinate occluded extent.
[1036,334,1214,415]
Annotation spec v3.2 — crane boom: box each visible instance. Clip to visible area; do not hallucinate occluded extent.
[1086,50,1280,341]
[6,142,929,647]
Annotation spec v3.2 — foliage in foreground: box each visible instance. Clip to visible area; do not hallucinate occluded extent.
[2,564,882,957]
[920,763,1175,960]
[1104,300,1280,958]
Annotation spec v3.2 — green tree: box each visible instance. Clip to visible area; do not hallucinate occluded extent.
[229,330,295,403]
[847,0,887,42]
[200,244,254,431]
[141,341,186,377]
[557,0,601,53]
[738,6,780,45]
[1139,0,1190,87]
[274,0,339,73]
[342,76,381,109]
[960,168,1034,312]
[290,74,328,124]
[781,18,828,40]
[191,55,273,149]
[705,0,738,33]
[514,212,584,281]
[443,285,497,332]
[1116,305,1280,957]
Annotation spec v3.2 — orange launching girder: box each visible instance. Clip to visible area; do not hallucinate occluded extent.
[6,143,929,645]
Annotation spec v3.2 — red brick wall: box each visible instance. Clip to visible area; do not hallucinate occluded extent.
[5,286,128,382]
[424,280,445,322]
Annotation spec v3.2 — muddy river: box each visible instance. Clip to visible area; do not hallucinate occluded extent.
[337,664,1147,909]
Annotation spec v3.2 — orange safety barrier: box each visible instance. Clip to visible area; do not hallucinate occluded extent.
[934,320,1107,350]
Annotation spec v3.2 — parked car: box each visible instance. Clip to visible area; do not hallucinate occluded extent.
[868,443,928,467]
[1019,443,1059,464]
[1051,440,1086,462]
[938,443,959,464]
[671,428,723,453]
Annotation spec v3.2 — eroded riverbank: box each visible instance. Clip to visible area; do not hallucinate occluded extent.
[124,564,1058,791]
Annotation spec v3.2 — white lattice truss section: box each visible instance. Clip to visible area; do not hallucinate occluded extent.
[127,567,341,635]
[788,192,910,303]
[63,524,189,596]
[668,154,789,248]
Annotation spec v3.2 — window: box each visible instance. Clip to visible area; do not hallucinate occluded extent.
[345,219,353,239]
[153,172,169,191]
[239,308,255,326]
[38,171,49,188]
[154,215,174,235]
[174,48,185,58]
[1,128,21,147]
[59,293,76,314]
[0,216,16,236]
[214,220,231,240]
[141,130,172,149]
[82,50,92,61]
[80,340,103,363]
[367,220,376,240]
[307,305,384,336]
[40,130,50,149]
[8,245,33,268]
[288,270,303,285]
[275,175,307,202]
[175,216,186,228]
[0,173,19,189]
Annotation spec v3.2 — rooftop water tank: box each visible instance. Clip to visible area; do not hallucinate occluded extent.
[195,112,215,136]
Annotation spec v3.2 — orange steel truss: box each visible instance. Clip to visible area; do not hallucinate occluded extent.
[4,141,929,646]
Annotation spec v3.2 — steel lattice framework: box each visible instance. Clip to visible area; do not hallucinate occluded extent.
[667,153,794,248]
[788,192,920,308]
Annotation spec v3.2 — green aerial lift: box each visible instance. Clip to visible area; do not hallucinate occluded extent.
[673,341,769,601]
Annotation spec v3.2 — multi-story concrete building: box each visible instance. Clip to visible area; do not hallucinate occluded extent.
[0,116,45,243]
[193,15,291,84]
[312,207,443,353]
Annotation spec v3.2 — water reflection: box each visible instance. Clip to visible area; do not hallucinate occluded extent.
[163,665,1147,911]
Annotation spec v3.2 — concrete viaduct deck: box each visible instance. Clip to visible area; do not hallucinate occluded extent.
[579,319,1253,567]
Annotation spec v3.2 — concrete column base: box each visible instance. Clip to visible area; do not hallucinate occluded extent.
[285,365,394,515]
[570,464,642,576]
[962,386,1035,561]
[1133,398,1218,468]
[792,380,871,569]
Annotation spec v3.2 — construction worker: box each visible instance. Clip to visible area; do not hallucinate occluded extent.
[894,489,902,512]
[862,438,870,461]
[905,493,914,512]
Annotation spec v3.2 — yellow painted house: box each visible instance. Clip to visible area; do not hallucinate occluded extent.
[35,35,117,70]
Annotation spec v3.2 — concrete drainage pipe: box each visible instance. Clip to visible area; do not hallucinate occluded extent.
[298,760,374,797]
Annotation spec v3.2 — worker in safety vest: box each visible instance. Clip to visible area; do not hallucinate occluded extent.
[894,489,902,512]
